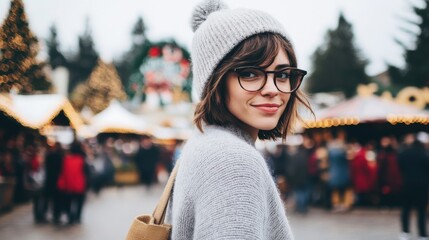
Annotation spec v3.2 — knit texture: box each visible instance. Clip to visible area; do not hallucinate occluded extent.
[167,125,294,240]
[190,0,290,102]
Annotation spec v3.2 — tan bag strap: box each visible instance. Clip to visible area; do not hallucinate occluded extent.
[152,161,180,225]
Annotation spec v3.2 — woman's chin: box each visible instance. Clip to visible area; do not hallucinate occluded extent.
[255,123,278,131]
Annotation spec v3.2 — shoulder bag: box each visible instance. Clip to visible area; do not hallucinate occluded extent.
[125,163,179,240]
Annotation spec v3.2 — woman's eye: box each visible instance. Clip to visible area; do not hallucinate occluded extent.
[239,71,258,78]
[276,72,290,79]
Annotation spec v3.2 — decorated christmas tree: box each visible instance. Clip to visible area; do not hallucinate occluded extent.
[83,60,127,113]
[0,0,51,93]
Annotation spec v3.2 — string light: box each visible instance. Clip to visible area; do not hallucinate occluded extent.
[305,114,429,129]
[305,117,360,128]
[96,127,148,135]
[0,94,83,130]
[387,114,429,125]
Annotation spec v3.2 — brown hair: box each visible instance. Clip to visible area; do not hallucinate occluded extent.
[194,32,312,141]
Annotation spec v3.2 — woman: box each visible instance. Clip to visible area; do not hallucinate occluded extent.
[169,0,311,239]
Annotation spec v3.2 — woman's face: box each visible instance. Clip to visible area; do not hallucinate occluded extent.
[225,49,291,136]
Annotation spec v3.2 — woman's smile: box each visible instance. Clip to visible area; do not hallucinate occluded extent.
[251,103,282,114]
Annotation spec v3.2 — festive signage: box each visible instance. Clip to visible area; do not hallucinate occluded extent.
[359,84,429,109]
[388,87,429,110]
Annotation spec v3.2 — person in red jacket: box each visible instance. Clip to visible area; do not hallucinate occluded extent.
[350,141,378,206]
[56,140,89,225]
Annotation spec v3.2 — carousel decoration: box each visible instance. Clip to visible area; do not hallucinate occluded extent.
[303,84,429,143]
[305,84,429,129]
[305,95,429,128]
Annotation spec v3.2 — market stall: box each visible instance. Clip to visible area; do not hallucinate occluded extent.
[88,100,148,136]
[82,100,150,185]
[0,93,83,210]
[0,93,83,130]
[304,94,429,142]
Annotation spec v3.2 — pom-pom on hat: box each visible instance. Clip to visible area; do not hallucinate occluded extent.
[190,0,290,102]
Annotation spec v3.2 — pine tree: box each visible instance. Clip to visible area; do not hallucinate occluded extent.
[403,0,429,87]
[306,13,369,98]
[46,25,67,69]
[83,60,127,113]
[0,0,51,93]
[132,17,147,49]
[68,19,99,93]
[115,16,152,98]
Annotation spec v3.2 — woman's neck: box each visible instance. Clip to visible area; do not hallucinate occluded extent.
[237,123,258,142]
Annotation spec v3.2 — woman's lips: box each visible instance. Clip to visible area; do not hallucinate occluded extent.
[251,103,281,114]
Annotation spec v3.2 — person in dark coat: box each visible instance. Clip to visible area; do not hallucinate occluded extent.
[397,133,429,240]
[0,148,15,177]
[24,144,46,224]
[376,136,402,208]
[44,142,64,223]
[134,135,160,189]
[286,138,313,214]
[271,144,289,200]
[6,137,26,203]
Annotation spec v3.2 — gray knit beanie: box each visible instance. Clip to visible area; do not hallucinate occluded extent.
[191,0,290,102]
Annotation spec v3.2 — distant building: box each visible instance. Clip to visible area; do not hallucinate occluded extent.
[372,70,391,88]
[310,92,345,110]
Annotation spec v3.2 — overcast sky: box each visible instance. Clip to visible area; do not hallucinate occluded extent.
[0,0,423,75]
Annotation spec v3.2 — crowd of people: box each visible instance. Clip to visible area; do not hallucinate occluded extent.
[269,131,429,212]
[1,128,428,237]
[0,131,93,225]
[268,130,429,239]
[0,130,179,225]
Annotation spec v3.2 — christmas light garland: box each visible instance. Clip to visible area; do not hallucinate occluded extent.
[305,115,429,129]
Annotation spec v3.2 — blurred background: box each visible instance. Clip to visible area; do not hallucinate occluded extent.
[0,0,428,239]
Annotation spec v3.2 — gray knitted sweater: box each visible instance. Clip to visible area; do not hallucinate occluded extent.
[168,125,294,240]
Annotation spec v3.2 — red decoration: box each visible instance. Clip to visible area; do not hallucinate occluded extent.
[148,47,161,58]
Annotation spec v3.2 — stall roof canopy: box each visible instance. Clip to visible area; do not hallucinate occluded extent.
[89,100,148,135]
[0,94,83,129]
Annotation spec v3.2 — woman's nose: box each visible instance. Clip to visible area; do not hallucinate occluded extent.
[260,73,279,96]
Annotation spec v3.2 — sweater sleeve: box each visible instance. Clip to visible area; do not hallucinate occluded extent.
[192,147,267,240]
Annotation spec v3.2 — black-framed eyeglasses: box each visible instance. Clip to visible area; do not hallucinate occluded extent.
[232,66,307,93]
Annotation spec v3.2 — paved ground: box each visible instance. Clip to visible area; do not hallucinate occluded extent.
[0,183,423,240]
